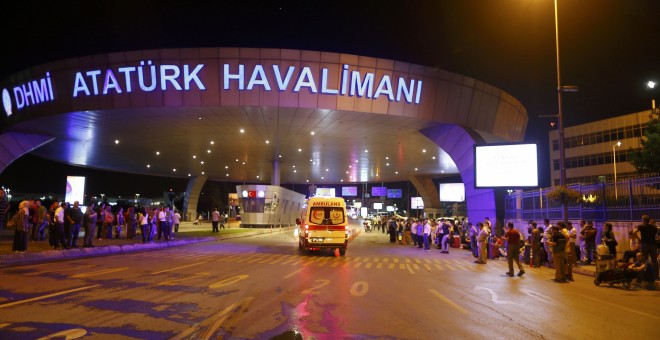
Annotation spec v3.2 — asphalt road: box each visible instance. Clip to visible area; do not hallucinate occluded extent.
[0,227,658,339]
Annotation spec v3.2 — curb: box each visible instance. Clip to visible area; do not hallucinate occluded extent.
[0,227,295,266]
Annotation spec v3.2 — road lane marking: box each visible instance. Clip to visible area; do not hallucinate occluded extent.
[424,264,432,271]
[36,328,87,340]
[388,263,395,269]
[69,268,129,279]
[376,263,383,269]
[354,262,363,268]
[446,265,455,270]
[435,264,444,270]
[173,297,255,340]
[0,285,101,309]
[151,262,207,275]
[159,272,211,286]
[26,265,95,275]
[429,289,468,314]
[284,268,305,279]
[208,275,249,289]
[350,281,369,297]
[302,279,330,295]
[474,286,513,304]
[365,262,373,269]
[521,289,554,304]
[406,264,416,274]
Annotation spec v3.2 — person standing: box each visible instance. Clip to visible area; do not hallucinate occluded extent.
[416,219,424,249]
[475,222,489,264]
[158,207,168,240]
[173,209,181,234]
[96,203,105,240]
[83,204,97,248]
[211,207,220,233]
[126,207,137,239]
[138,208,149,243]
[54,202,67,249]
[35,201,48,241]
[68,201,83,248]
[602,222,618,259]
[564,221,576,281]
[423,218,431,250]
[580,221,597,265]
[440,219,451,254]
[0,189,9,231]
[410,219,418,247]
[549,221,568,282]
[468,222,478,258]
[115,207,124,238]
[12,201,30,252]
[504,222,525,277]
[636,215,658,280]
[104,205,114,239]
[530,221,541,268]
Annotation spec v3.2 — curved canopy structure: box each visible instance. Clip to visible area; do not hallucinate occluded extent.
[1,48,528,223]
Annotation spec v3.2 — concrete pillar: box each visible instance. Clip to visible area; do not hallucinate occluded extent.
[272,159,280,187]
[420,124,502,225]
[183,175,207,221]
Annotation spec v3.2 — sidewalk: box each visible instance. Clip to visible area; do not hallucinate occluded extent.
[0,221,293,266]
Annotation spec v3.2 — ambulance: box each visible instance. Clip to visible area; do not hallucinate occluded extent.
[298,197,349,256]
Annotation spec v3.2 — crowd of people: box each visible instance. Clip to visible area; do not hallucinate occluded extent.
[367,212,658,289]
[0,193,182,252]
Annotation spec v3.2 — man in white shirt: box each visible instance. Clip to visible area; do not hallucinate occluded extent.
[211,208,220,233]
[158,208,168,240]
[423,219,432,250]
[54,202,67,249]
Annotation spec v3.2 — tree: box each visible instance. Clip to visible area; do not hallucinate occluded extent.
[628,108,660,174]
[547,185,581,222]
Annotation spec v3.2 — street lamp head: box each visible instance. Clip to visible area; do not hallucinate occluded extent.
[648,81,656,89]
[616,141,621,147]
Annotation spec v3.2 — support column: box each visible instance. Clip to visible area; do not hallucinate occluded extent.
[420,124,502,225]
[183,175,208,222]
[272,159,280,186]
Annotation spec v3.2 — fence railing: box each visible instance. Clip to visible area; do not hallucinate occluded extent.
[504,176,660,222]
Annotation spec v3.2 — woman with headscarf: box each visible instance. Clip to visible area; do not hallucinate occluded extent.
[12,200,30,252]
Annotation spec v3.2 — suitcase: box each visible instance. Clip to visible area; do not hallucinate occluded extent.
[451,235,460,248]
[488,243,500,259]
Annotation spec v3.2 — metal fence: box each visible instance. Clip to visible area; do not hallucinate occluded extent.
[504,176,660,222]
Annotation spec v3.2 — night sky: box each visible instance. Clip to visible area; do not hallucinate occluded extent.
[1,0,659,196]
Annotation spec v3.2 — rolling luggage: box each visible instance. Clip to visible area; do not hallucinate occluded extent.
[488,243,500,259]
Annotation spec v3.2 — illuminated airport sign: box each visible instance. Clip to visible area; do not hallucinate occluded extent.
[3,61,424,117]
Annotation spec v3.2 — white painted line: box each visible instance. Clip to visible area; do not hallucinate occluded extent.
[151,262,207,275]
[429,289,468,314]
[0,285,101,309]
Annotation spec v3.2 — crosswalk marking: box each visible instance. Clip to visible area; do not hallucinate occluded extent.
[128,248,515,275]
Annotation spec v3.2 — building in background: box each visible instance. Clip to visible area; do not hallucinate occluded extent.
[549,110,653,186]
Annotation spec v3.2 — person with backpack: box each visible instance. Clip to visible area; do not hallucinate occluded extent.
[580,220,597,265]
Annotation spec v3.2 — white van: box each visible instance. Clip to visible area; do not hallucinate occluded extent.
[298,197,348,256]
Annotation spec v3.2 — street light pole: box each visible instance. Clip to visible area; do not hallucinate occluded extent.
[612,141,621,200]
[554,0,567,222]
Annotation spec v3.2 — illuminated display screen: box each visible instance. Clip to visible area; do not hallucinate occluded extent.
[439,183,465,202]
[474,143,539,188]
[342,186,358,196]
[387,189,402,198]
[371,187,386,197]
[411,197,424,209]
[65,176,86,204]
[315,188,336,197]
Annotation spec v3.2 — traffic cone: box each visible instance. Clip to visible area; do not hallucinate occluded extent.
[334,248,340,257]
